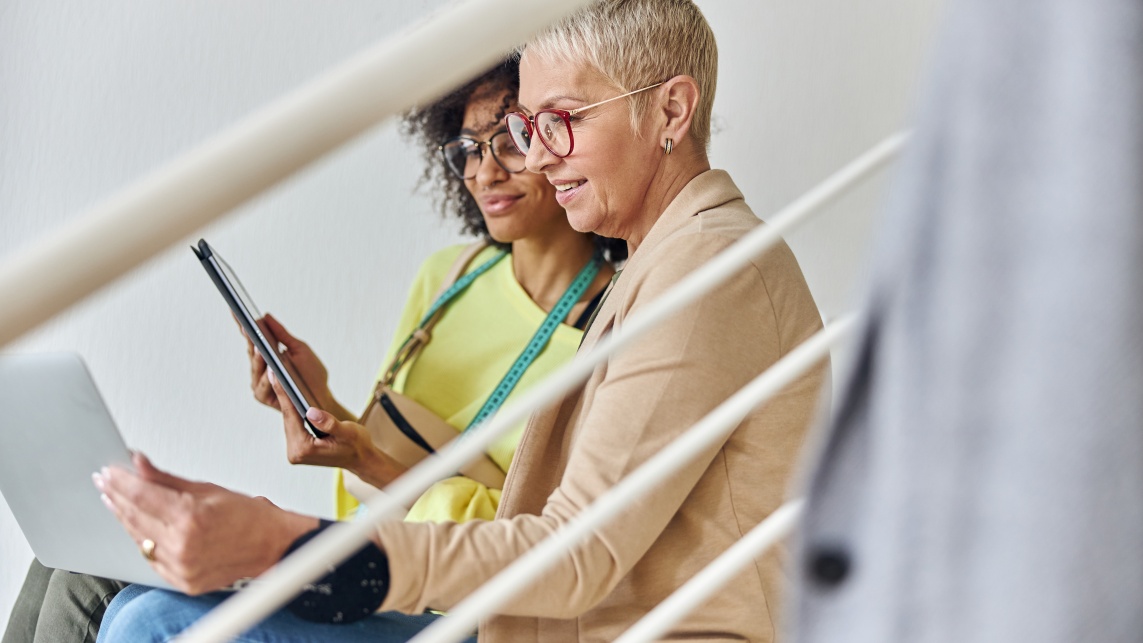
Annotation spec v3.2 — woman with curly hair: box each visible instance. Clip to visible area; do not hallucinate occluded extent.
[5,57,620,643]
[238,56,622,525]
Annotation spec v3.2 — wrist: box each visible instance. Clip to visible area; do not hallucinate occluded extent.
[283,521,390,623]
[266,512,321,567]
[353,445,407,489]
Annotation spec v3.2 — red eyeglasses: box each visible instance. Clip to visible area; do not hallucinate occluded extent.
[504,82,663,158]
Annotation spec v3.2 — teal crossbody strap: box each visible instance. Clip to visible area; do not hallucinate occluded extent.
[464,255,603,432]
[416,252,506,327]
[382,248,507,386]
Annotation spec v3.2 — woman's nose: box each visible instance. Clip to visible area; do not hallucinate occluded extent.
[524,137,556,174]
[473,147,507,186]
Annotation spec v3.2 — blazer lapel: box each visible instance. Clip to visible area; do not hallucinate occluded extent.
[579,272,622,352]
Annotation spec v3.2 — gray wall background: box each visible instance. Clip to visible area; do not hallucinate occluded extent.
[0,0,943,630]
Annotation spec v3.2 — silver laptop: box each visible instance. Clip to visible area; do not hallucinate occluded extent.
[0,352,171,589]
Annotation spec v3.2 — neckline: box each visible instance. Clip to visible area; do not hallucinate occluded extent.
[497,250,595,334]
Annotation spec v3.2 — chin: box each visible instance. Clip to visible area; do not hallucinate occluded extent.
[484,225,521,244]
[566,208,604,235]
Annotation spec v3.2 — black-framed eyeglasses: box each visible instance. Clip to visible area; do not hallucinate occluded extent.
[438,131,526,180]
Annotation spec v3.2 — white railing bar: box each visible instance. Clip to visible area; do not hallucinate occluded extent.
[616,499,805,643]
[0,0,597,350]
[409,316,855,643]
[176,133,902,642]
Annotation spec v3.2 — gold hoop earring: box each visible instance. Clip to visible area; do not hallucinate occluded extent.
[664,138,674,155]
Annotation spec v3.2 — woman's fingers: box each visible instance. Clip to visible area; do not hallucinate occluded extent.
[253,372,279,410]
[97,490,184,588]
[249,348,264,381]
[267,369,290,413]
[268,370,309,438]
[269,372,372,468]
[304,407,341,437]
[236,313,280,407]
[97,483,149,543]
[95,468,181,581]
[131,452,197,491]
[98,458,315,595]
[263,314,303,352]
[99,466,182,526]
[249,347,265,384]
[246,337,281,410]
[307,411,370,453]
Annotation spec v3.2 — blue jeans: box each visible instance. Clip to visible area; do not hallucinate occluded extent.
[97,585,474,643]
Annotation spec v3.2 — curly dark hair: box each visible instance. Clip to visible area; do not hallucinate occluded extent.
[400,58,628,263]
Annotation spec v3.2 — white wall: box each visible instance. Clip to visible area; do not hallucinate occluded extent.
[0,0,943,632]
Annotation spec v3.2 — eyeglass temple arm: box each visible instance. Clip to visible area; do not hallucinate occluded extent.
[567,82,664,116]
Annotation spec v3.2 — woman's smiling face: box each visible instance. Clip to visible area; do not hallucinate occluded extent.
[517,53,663,243]
[461,85,567,244]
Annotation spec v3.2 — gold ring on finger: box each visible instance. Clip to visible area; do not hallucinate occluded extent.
[140,538,157,561]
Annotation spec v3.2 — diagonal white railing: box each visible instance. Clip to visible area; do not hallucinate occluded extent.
[0,0,597,350]
[616,499,805,643]
[408,317,854,643]
[177,134,903,642]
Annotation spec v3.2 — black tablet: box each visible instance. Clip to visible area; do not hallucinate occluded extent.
[192,239,327,438]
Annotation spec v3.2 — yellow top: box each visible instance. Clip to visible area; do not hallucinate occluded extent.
[336,244,585,523]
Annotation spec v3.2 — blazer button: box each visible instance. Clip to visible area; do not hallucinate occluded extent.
[808,547,851,587]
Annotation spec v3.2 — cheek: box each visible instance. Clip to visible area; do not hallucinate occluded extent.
[463,177,479,198]
[532,177,557,201]
[463,179,489,216]
[510,168,546,189]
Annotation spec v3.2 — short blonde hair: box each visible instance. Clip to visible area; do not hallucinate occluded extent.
[521,0,718,149]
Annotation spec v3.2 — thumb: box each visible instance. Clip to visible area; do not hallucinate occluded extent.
[263,314,303,351]
[305,407,340,437]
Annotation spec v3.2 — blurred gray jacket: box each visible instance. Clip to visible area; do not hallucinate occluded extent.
[791,0,1143,641]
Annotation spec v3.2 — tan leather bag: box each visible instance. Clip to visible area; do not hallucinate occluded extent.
[344,242,507,503]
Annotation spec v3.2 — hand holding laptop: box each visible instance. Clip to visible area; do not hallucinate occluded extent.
[94,452,319,595]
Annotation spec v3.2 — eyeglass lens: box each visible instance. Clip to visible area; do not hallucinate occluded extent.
[506,112,573,158]
[441,132,525,179]
[506,115,533,155]
[536,113,572,156]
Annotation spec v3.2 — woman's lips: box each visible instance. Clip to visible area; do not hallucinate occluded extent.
[554,180,586,206]
[481,194,523,215]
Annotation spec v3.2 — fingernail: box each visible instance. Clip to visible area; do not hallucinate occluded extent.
[306,407,323,423]
[101,466,110,479]
[92,472,104,490]
[100,494,113,511]
[267,370,277,385]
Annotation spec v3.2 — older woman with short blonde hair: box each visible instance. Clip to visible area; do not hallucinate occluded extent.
[97,1,827,641]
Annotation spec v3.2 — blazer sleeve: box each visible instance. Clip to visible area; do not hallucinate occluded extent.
[374,230,785,617]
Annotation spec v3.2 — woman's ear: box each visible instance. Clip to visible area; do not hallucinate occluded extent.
[659,75,701,146]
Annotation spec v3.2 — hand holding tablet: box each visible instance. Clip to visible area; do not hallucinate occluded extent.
[192,239,328,438]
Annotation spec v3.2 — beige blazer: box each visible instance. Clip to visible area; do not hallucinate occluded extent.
[375,170,827,642]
